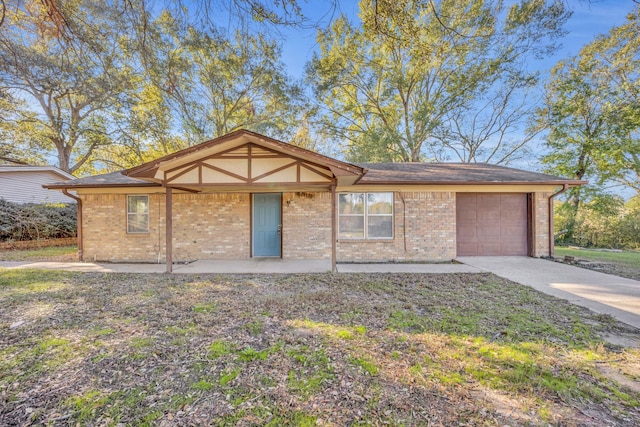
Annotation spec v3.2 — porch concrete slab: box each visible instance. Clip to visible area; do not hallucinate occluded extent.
[1,260,481,274]
[457,256,640,330]
[336,263,482,273]
[172,259,333,274]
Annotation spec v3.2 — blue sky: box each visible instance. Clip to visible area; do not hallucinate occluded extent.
[277,0,635,81]
[269,0,636,195]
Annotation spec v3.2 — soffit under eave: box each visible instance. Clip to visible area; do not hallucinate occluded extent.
[335,183,574,193]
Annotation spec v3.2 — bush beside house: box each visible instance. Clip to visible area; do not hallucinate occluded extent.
[0,199,77,242]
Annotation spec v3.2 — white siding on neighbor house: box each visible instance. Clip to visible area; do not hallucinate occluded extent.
[0,170,75,204]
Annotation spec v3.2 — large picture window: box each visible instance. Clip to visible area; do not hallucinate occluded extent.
[339,192,393,239]
[127,195,149,234]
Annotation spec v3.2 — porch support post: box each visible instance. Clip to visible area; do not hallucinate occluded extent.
[330,182,337,273]
[165,186,173,273]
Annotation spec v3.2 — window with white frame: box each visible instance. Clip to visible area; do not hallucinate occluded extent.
[127,195,149,233]
[338,192,393,239]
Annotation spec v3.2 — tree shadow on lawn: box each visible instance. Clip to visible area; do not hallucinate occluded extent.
[1,270,639,426]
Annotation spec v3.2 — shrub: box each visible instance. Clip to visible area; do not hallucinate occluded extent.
[555,195,640,249]
[0,199,77,241]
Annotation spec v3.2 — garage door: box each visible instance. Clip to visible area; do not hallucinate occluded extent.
[456,193,528,256]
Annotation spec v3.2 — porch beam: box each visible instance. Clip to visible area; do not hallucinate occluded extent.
[331,182,337,273]
[165,186,173,273]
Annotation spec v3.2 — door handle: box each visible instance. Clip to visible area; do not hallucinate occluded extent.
[277,224,282,235]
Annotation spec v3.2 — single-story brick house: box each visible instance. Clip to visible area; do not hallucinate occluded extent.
[45,129,584,271]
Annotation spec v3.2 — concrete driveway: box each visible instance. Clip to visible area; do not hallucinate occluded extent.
[457,256,640,330]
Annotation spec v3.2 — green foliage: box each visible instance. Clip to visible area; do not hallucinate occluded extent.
[539,5,640,239]
[190,379,214,391]
[286,346,334,399]
[192,303,217,313]
[309,0,569,163]
[208,340,236,358]
[555,196,640,249]
[349,356,380,376]
[238,346,269,362]
[141,10,307,144]
[0,199,76,241]
[218,368,241,386]
[0,0,139,174]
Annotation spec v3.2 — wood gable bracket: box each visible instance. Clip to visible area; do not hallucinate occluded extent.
[162,143,334,187]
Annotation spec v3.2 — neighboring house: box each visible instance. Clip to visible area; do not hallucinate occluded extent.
[0,165,75,204]
[45,130,584,271]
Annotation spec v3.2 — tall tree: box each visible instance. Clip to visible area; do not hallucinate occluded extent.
[138,10,308,144]
[538,5,640,240]
[308,0,570,163]
[581,5,640,193]
[0,0,138,174]
[539,5,640,197]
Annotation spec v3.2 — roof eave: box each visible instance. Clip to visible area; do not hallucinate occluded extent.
[354,180,587,186]
[44,182,161,190]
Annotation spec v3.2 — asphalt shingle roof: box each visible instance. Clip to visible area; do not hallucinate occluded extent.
[44,171,158,188]
[45,162,579,188]
[355,162,576,185]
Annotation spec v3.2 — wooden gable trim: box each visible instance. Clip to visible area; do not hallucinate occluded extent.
[251,160,297,183]
[201,162,249,183]
[166,163,199,184]
[164,181,331,189]
[250,143,335,173]
[248,144,252,183]
[124,129,365,180]
[158,141,335,187]
[299,162,332,180]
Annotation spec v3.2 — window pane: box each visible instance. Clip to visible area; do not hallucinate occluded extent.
[339,216,364,239]
[339,193,364,215]
[128,195,149,214]
[368,216,393,238]
[367,193,393,214]
[127,195,149,233]
[128,214,149,233]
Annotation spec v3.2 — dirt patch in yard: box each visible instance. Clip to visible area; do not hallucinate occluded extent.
[571,260,640,282]
[1,270,639,426]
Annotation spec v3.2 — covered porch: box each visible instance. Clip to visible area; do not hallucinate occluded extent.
[121,130,365,272]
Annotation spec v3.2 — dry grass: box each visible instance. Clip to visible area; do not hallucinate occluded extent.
[0,245,77,262]
[1,269,639,426]
[554,247,640,281]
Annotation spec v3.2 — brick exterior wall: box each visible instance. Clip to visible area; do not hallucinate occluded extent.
[336,192,457,262]
[81,192,330,262]
[533,192,552,257]
[282,192,332,259]
[82,193,166,263]
[172,193,250,260]
[81,193,251,262]
[80,190,552,263]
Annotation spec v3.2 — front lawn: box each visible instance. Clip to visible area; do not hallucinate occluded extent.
[555,246,640,281]
[0,245,77,262]
[1,270,639,426]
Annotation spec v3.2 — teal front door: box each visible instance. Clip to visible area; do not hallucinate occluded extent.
[253,193,282,257]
